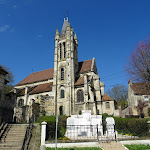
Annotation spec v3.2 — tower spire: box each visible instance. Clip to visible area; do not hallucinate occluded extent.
[64,10,69,21]
[74,32,78,45]
[55,27,59,39]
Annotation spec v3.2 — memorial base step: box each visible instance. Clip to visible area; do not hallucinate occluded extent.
[99,141,128,150]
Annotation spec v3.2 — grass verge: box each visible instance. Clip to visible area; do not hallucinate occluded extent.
[46,148,102,150]
[125,144,150,150]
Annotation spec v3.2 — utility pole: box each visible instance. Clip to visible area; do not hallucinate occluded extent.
[55,115,58,150]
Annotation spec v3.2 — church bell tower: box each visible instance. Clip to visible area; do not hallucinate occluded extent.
[53,18,78,115]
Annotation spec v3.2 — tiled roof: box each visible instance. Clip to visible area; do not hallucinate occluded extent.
[75,76,84,86]
[29,82,53,95]
[131,82,150,95]
[102,94,113,101]
[78,59,92,73]
[16,59,93,86]
[17,88,25,96]
[16,68,54,86]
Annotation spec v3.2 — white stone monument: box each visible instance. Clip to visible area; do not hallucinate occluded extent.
[106,117,117,139]
[66,110,103,139]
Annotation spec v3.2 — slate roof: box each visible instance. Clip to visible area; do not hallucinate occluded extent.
[131,82,150,95]
[61,19,69,36]
[29,82,53,95]
[102,94,113,101]
[16,59,93,86]
[16,68,54,86]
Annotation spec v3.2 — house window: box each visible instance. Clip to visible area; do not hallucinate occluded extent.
[61,68,64,80]
[63,42,66,58]
[60,43,62,59]
[18,99,24,107]
[77,90,84,103]
[60,89,65,98]
[106,102,110,109]
[144,96,149,102]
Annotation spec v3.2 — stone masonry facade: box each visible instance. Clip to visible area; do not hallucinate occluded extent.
[14,18,115,121]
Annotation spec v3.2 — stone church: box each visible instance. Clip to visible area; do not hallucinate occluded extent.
[14,18,115,121]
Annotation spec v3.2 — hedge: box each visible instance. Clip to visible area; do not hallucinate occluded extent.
[114,117,149,136]
[39,116,68,140]
[39,115,149,139]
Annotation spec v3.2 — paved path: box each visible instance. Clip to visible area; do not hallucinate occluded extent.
[99,141,128,150]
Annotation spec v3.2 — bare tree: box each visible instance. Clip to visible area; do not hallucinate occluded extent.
[107,84,128,109]
[0,64,14,94]
[136,100,148,118]
[125,38,150,82]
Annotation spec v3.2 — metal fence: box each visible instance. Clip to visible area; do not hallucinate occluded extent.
[47,124,137,142]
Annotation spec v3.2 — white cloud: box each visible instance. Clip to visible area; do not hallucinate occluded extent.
[0,25,10,32]
[37,34,43,38]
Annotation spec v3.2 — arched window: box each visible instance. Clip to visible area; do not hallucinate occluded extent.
[60,89,65,98]
[60,43,62,59]
[18,99,24,107]
[106,102,110,109]
[59,106,63,115]
[77,90,84,103]
[63,42,66,58]
[61,68,64,80]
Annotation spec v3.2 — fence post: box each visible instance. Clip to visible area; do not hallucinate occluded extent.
[97,124,99,141]
[40,121,47,150]
[114,124,117,141]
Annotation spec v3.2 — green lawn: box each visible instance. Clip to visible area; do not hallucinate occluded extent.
[125,144,150,150]
[46,148,102,150]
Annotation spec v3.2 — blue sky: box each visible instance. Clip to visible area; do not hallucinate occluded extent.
[0,0,150,91]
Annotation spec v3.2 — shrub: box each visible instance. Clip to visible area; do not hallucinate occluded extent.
[79,110,82,115]
[148,107,150,117]
[43,115,68,140]
[114,117,149,136]
[102,113,109,120]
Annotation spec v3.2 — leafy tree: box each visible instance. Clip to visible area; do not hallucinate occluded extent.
[125,38,150,82]
[0,64,14,94]
[107,84,128,109]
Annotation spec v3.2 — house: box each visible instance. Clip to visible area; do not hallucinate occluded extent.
[128,79,150,116]
[0,66,14,123]
[14,18,116,122]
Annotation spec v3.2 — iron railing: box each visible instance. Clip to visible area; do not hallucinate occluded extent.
[21,118,33,150]
[0,122,8,142]
[47,124,137,142]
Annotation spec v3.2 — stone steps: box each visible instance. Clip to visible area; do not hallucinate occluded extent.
[0,143,22,150]
[0,124,28,150]
[99,141,128,150]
